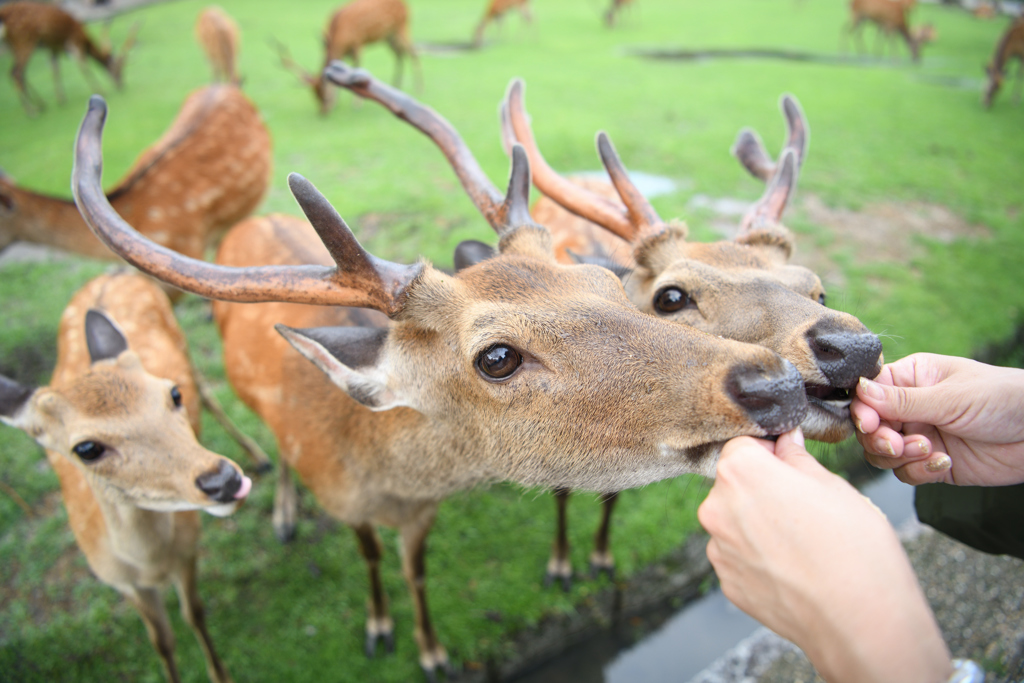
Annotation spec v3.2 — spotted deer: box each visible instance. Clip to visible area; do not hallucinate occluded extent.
[73,77,809,677]
[983,14,1024,108]
[472,0,532,47]
[477,80,883,587]
[0,82,271,269]
[195,6,241,86]
[0,1,139,114]
[0,272,251,683]
[274,0,420,115]
[844,0,935,62]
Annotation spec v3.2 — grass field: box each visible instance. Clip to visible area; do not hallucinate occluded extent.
[1,0,1022,680]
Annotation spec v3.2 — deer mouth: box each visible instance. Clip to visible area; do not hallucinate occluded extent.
[804,383,851,406]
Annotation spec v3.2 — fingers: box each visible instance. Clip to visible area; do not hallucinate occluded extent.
[855,376,952,428]
[893,454,953,485]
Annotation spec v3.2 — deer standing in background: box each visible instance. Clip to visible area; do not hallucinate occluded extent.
[195,6,241,85]
[604,0,636,27]
[0,272,251,683]
[484,80,882,587]
[275,0,420,115]
[984,14,1024,108]
[472,0,532,47]
[844,0,935,62]
[73,73,809,679]
[0,1,138,115]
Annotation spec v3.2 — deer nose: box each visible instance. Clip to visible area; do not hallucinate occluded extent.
[195,460,244,503]
[808,328,883,389]
[727,360,808,435]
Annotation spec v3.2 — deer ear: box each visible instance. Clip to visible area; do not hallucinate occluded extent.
[85,309,129,363]
[0,375,36,421]
[565,250,635,281]
[453,240,497,272]
[275,325,403,411]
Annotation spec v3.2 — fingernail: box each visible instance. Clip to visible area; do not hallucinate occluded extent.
[925,455,952,473]
[884,440,896,457]
[855,418,865,434]
[919,441,930,456]
[858,376,884,401]
[790,427,805,448]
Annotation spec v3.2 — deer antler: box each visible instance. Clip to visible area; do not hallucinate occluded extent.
[736,148,797,255]
[322,61,538,237]
[731,94,808,182]
[271,38,319,86]
[72,96,421,316]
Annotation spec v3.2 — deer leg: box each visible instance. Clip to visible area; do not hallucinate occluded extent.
[393,28,422,93]
[387,36,405,90]
[473,17,489,47]
[124,585,181,683]
[11,58,45,115]
[49,53,65,105]
[1012,60,1023,104]
[273,462,298,543]
[399,506,454,682]
[193,368,273,474]
[544,487,573,592]
[352,524,394,658]
[589,491,619,581]
[173,557,234,683]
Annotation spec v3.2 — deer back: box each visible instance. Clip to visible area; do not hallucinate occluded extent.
[325,0,409,59]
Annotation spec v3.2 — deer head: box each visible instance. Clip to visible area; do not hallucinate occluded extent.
[499,80,881,444]
[0,309,249,516]
[272,39,333,115]
[72,94,809,490]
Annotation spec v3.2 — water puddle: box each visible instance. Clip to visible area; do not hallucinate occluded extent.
[567,170,681,199]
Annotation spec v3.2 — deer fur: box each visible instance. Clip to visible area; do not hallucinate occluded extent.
[0,1,137,114]
[195,6,241,86]
[845,0,935,62]
[984,15,1024,108]
[0,272,251,683]
[472,0,532,47]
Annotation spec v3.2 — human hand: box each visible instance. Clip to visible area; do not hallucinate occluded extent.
[698,430,951,683]
[851,353,1024,486]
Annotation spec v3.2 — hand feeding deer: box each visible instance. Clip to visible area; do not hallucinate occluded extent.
[195,6,242,86]
[0,271,251,683]
[472,0,532,48]
[0,1,138,115]
[844,0,935,62]
[73,67,809,679]
[275,0,420,115]
[460,81,883,588]
[983,14,1024,108]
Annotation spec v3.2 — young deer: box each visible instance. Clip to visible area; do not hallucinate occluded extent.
[275,0,420,115]
[0,82,271,267]
[0,272,251,683]
[195,6,241,86]
[0,1,138,115]
[983,15,1024,108]
[472,0,532,47]
[845,0,935,62]
[73,79,809,678]
[490,80,883,586]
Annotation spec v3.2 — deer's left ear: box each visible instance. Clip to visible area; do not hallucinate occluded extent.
[0,374,36,421]
[453,240,497,272]
[85,309,129,363]
[566,250,635,281]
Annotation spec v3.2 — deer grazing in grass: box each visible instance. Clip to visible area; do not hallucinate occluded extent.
[275,0,420,115]
[195,6,241,86]
[472,0,532,47]
[0,82,271,267]
[73,74,809,678]
[0,1,139,115]
[844,0,935,62]
[476,80,883,587]
[984,14,1024,108]
[0,271,251,683]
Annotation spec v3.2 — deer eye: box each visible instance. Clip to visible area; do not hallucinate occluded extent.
[654,286,693,314]
[170,386,182,408]
[818,293,827,307]
[73,441,106,462]
[476,344,522,381]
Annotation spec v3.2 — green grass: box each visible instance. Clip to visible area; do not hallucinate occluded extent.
[1,0,1023,680]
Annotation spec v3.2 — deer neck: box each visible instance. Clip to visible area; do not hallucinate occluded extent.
[1,185,117,259]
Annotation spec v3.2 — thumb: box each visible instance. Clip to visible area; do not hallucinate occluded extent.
[856,376,949,426]
[774,427,832,479]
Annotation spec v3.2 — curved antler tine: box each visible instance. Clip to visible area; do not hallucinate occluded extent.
[73,96,421,314]
[595,132,664,241]
[738,148,797,236]
[731,128,774,182]
[323,61,508,231]
[502,79,635,241]
[494,144,537,232]
[780,94,809,169]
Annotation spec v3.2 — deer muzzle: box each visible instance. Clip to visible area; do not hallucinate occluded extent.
[195,459,250,503]
[727,360,807,435]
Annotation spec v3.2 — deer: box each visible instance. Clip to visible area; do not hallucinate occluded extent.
[274,0,420,116]
[0,271,252,683]
[72,68,810,678]
[0,1,139,115]
[844,0,935,62]
[195,6,241,86]
[604,0,636,28]
[472,0,532,48]
[460,80,884,588]
[983,14,1024,108]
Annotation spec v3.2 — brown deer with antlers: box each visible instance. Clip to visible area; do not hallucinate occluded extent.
[468,81,883,587]
[0,271,251,683]
[195,6,241,86]
[984,14,1024,108]
[72,67,810,677]
[472,0,532,47]
[0,1,138,115]
[275,0,420,115]
[844,0,935,62]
